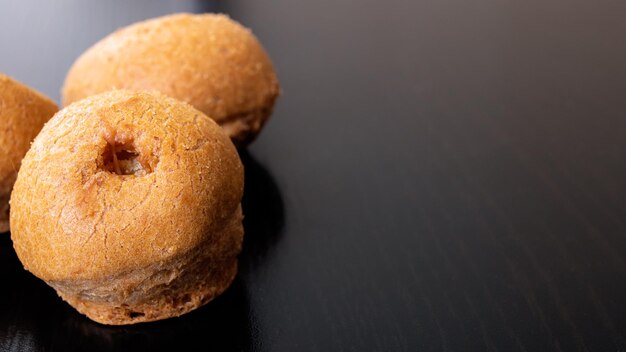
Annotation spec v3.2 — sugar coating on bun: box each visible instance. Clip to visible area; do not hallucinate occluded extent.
[62,13,280,146]
[10,90,244,325]
[0,74,58,232]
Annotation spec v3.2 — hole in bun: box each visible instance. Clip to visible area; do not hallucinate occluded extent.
[128,311,145,319]
[100,136,156,176]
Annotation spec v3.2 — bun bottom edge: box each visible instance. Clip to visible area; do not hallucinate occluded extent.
[57,259,238,325]
[0,219,9,233]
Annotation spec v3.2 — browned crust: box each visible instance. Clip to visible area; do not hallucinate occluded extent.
[11,89,243,278]
[61,260,237,325]
[10,90,244,325]
[62,13,280,145]
[55,206,243,325]
[48,207,243,325]
[221,95,277,146]
[0,74,58,232]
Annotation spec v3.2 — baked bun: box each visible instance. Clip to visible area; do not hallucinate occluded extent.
[62,13,280,146]
[0,74,58,233]
[10,90,244,325]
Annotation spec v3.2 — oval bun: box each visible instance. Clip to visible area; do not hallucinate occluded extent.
[10,90,244,325]
[62,13,280,146]
[0,74,58,232]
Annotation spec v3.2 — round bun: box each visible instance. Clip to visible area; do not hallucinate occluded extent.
[10,90,244,325]
[62,13,280,146]
[0,74,58,232]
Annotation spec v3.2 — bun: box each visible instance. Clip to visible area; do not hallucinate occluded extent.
[62,13,280,146]
[0,74,58,232]
[10,90,244,325]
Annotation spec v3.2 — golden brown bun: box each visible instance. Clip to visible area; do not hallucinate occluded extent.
[0,74,58,232]
[62,13,280,146]
[10,90,244,325]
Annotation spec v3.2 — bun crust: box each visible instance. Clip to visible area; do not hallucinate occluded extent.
[62,13,280,146]
[0,74,58,232]
[10,90,244,324]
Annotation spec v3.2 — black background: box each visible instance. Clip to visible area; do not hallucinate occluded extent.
[2,0,626,351]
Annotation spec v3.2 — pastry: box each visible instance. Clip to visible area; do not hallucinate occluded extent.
[0,74,58,232]
[10,90,244,325]
[62,13,280,146]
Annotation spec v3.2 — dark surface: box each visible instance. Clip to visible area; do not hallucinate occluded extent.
[2,0,626,351]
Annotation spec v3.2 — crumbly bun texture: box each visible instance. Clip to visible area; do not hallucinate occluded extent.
[0,74,58,232]
[10,90,244,325]
[62,13,280,146]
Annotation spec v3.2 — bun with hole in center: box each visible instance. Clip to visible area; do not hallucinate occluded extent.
[10,90,244,325]
[0,74,58,232]
[62,13,280,146]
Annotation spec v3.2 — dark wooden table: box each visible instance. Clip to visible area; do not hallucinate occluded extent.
[2,0,626,351]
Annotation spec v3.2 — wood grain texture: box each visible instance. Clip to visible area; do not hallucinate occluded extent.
[2,0,626,351]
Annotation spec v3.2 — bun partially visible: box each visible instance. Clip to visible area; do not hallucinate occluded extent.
[62,13,280,146]
[0,74,58,232]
